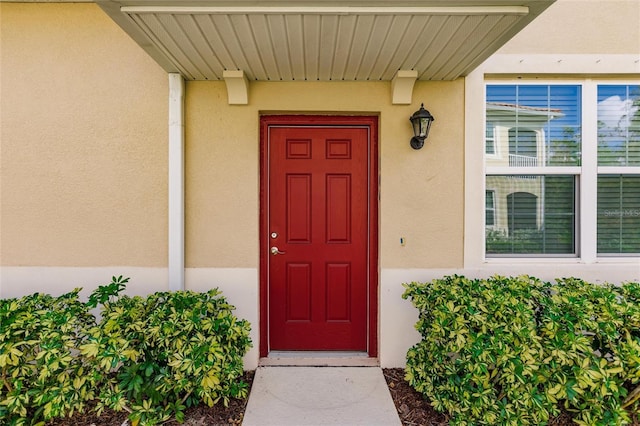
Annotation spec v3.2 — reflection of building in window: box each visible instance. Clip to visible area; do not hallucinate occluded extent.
[485,103,563,168]
[485,190,496,226]
[485,103,560,240]
[486,175,575,255]
[485,176,544,236]
[507,192,538,231]
[485,123,496,155]
[509,129,537,166]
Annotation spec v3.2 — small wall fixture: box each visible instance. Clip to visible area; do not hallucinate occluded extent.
[409,103,435,150]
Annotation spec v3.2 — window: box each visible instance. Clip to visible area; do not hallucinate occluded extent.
[598,85,640,166]
[485,190,496,226]
[486,85,580,256]
[485,123,496,155]
[597,85,640,255]
[486,175,575,255]
[485,82,640,258]
[597,175,640,254]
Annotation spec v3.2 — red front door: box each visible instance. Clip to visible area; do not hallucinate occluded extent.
[260,116,377,353]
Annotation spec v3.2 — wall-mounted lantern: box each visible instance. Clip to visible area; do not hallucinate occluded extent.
[409,103,435,150]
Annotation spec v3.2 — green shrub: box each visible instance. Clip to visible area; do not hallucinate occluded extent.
[82,282,252,425]
[0,276,252,426]
[403,275,640,426]
[0,289,97,425]
[539,278,640,425]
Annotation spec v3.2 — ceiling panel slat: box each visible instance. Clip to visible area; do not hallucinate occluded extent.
[155,14,208,80]
[209,14,255,79]
[111,1,555,82]
[229,14,268,80]
[182,14,225,80]
[343,14,375,80]
[439,14,510,80]
[193,14,235,76]
[358,15,393,81]
[302,14,321,81]
[368,14,411,81]
[424,14,486,80]
[284,14,305,80]
[168,14,218,80]
[137,13,197,79]
[413,15,465,80]
[265,14,292,81]
[440,14,521,80]
[399,15,445,73]
[331,15,356,80]
[382,15,430,80]
[318,15,339,81]
[248,14,281,80]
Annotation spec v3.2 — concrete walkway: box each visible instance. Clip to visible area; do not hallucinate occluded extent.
[242,367,402,426]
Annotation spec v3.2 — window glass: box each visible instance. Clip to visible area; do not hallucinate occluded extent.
[507,191,537,231]
[598,85,640,166]
[485,123,496,155]
[509,129,537,165]
[485,175,575,255]
[486,85,581,167]
[597,175,640,254]
[485,190,496,226]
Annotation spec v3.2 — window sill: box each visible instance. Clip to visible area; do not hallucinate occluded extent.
[484,257,639,264]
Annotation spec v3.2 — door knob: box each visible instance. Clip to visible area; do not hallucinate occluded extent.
[270,246,286,255]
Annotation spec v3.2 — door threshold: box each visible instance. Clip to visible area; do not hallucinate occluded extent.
[260,351,379,367]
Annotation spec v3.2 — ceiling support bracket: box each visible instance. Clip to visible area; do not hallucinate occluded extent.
[223,70,249,105]
[391,70,418,105]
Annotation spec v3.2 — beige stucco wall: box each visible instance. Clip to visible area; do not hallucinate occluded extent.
[185,79,464,269]
[0,3,169,267]
[498,0,640,54]
[1,0,637,368]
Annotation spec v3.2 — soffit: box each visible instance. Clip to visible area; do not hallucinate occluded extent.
[97,0,555,81]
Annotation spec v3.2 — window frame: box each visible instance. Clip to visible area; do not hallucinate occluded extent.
[483,79,640,261]
[485,189,496,227]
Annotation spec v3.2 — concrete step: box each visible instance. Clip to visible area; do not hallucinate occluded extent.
[242,366,402,426]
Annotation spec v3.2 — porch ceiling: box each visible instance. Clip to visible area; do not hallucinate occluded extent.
[97,0,554,82]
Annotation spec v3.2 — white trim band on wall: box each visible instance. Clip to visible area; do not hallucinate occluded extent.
[483,54,640,75]
[168,73,185,291]
[121,6,530,16]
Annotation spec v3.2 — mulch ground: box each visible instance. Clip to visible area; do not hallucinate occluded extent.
[383,368,640,426]
[45,368,640,425]
[46,371,255,426]
[382,368,449,426]
[383,368,583,426]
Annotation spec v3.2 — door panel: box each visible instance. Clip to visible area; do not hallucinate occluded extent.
[268,125,369,351]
